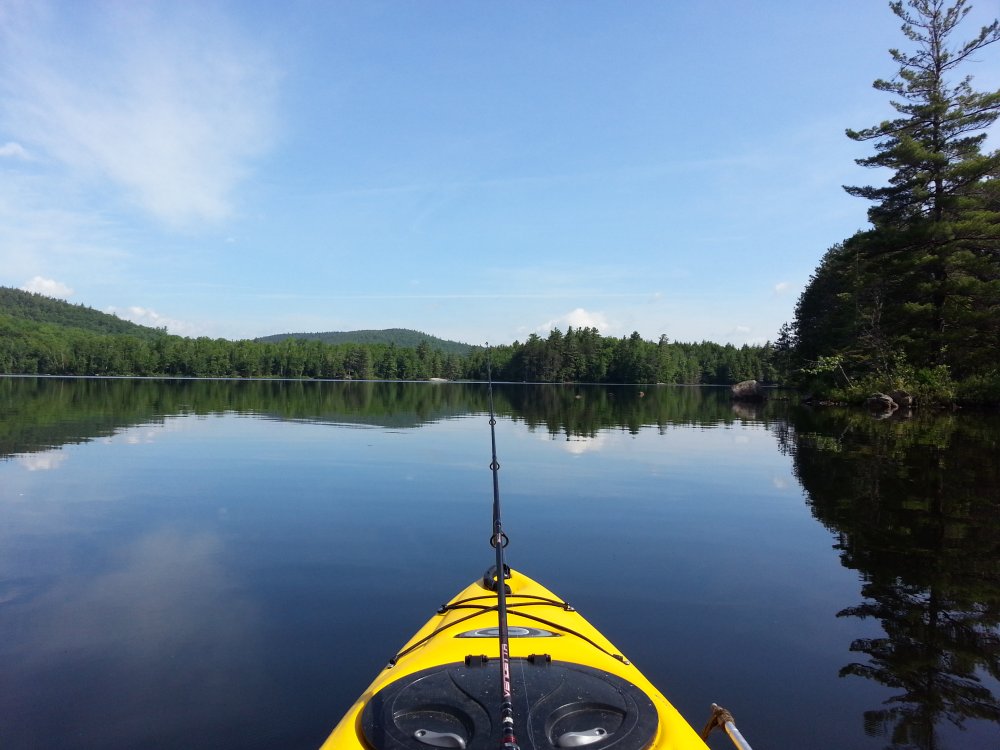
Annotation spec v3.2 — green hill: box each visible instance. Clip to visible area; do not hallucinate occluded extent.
[255,328,475,356]
[0,286,166,340]
[0,288,475,357]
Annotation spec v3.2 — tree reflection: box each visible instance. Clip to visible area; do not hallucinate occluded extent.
[0,377,790,458]
[783,407,1000,748]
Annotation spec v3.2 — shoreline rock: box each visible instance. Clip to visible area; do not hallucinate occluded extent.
[731,379,766,401]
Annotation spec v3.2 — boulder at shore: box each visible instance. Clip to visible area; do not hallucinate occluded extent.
[890,389,915,408]
[731,380,766,401]
[867,392,898,411]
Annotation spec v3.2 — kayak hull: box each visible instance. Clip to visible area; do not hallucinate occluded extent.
[320,569,709,749]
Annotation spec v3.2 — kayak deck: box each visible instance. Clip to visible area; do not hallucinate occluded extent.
[321,568,709,749]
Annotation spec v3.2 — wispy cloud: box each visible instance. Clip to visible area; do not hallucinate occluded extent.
[208,289,654,302]
[0,2,278,228]
[0,141,31,160]
[105,305,198,336]
[21,276,74,298]
[0,185,129,285]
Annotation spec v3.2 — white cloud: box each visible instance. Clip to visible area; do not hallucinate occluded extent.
[536,307,611,334]
[105,305,197,336]
[21,276,74,298]
[773,281,791,294]
[0,141,31,160]
[0,2,278,227]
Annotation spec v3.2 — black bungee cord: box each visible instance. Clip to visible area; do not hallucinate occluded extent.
[486,347,520,750]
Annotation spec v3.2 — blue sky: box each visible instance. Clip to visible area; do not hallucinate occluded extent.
[2,1,998,346]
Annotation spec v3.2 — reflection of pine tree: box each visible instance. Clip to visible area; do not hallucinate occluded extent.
[786,404,1000,749]
[838,581,1000,748]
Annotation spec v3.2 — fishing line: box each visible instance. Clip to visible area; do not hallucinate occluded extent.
[486,346,520,750]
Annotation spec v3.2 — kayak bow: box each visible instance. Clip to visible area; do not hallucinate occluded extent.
[321,365,747,749]
[320,567,711,750]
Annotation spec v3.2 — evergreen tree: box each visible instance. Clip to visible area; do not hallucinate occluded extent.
[843,0,1000,371]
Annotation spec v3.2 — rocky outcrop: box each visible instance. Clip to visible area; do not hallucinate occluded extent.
[890,389,915,408]
[867,392,898,411]
[731,379,766,401]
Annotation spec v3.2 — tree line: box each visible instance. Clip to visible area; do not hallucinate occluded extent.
[462,328,775,384]
[780,0,1000,404]
[0,313,775,384]
[0,315,464,380]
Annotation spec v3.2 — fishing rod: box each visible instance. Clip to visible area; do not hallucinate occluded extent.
[486,347,520,750]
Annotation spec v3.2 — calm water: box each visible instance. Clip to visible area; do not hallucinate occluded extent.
[1,377,998,749]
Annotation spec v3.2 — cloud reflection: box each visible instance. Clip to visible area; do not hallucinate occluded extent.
[5,527,265,746]
[560,433,609,455]
[16,451,67,472]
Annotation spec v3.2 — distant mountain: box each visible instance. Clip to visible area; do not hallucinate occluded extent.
[0,286,167,340]
[255,328,476,356]
[0,288,477,356]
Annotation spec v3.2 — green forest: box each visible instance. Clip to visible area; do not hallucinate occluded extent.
[0,287,774,384]
[777,0,1000,405]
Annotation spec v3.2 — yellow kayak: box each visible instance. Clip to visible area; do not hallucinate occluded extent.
[321,567,711,750]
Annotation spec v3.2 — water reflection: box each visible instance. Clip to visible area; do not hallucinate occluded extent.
[2,523,266,747]
[2,377,999,748]
[16,450,67,471]
[558,432,609,455]
[781,407,1000,748]
[0,377,793,459]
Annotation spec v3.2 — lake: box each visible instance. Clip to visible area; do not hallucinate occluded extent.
[1,377,998,749]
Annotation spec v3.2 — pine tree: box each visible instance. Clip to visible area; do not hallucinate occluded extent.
[846,0,999,225]
[844,0,1000,372]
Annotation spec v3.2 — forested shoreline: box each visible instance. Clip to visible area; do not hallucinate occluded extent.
[777,0,1000,406]
[0,305,775,385]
